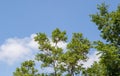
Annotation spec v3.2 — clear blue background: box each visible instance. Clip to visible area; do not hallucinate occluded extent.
[0,0,119,76]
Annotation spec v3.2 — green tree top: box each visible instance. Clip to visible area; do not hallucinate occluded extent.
[91,3,120,46]
[13,60,39,76]
[91,3,120,76]
[34,28,67,76]
[59,33,91,76]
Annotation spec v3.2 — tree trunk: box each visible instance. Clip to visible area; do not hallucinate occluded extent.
[70,66,74,76]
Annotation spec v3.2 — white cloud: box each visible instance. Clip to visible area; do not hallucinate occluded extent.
[83,51,100,68]
[0,34,38,65]
[50,40,67,50]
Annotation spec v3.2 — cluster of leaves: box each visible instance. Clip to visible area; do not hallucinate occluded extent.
[34,28,67,76]
[91,3,120,46]
[13,60,39,76]
[59,33,90,76]
[34,28,91,76]
[88,3,120,76]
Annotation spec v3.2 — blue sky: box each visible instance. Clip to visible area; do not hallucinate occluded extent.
[0,0,119,76]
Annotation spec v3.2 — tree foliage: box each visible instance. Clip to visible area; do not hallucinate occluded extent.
[90,3,120,76]
[34,28,67,76]
[34,29,90,76]
[91,3,120,46]
[59,33,91,76]
[13,60,40,76]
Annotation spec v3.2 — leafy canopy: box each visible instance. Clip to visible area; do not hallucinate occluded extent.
[90,3,120,76]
